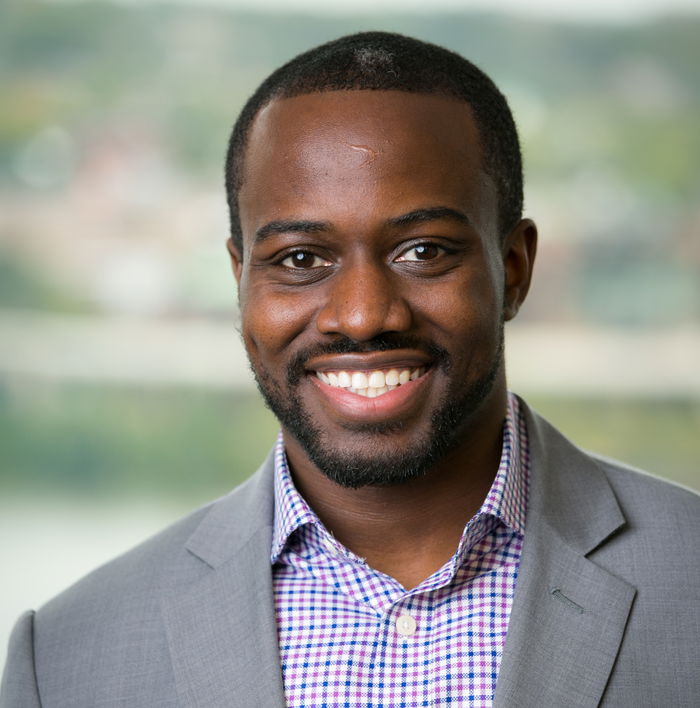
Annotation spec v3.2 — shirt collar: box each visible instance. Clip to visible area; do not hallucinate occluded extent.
[271,392,528,564]
[479,393,528,536]
[270,435,317,563]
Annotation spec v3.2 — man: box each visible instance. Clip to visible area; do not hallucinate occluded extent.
[2,31,699,708]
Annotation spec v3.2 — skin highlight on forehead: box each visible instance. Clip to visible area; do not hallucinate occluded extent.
[343,143,380,166]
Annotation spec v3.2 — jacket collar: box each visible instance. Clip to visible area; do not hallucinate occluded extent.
[494,399,635,707]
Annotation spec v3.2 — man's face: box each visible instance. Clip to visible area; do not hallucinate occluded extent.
[231,90,532,487]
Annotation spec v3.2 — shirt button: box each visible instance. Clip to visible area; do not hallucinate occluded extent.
[395,613,417,636]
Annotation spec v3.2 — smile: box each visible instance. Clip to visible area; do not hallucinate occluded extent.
[315,367,426,398]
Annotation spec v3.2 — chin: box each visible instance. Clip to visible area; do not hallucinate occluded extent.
[253,333,504,489]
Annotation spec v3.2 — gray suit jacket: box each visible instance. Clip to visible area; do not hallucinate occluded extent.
[2,402,700,707]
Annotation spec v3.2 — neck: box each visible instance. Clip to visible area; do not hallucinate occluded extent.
[284,393,508,590]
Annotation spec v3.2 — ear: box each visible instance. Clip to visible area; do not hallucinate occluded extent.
[502,218,537,321]
[226,237,243,285]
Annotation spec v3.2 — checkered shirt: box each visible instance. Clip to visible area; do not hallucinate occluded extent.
[271,393,529,707]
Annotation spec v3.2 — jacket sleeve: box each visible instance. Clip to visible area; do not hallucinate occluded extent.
[0,611,42,708]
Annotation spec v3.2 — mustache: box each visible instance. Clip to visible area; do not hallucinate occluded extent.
[286,333,451,386]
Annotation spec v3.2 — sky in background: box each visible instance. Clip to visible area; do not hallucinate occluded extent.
[98,0,700,22]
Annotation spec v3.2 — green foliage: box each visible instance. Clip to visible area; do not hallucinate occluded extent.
[0,380,278,502]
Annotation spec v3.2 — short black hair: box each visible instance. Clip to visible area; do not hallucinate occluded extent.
[225,31,523,252]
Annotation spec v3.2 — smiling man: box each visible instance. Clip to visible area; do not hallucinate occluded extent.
[2,32,700,708]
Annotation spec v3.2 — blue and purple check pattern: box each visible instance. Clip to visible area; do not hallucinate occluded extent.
[271,394,529,707]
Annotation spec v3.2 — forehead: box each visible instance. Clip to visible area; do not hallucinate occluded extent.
[245,90,482,172]
[238,90,495,244]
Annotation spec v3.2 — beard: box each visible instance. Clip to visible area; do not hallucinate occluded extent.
[249,328,504,489]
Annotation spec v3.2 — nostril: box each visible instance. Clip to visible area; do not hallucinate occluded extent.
[314,263,413,341]
[316,288,411,340]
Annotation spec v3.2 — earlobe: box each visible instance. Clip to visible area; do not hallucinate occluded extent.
[502,219,537,321]
[226,237,244,284]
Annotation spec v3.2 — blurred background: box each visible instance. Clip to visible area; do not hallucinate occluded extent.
[1,0,699,664]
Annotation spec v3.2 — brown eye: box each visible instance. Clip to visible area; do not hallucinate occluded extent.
[396,243,443,262]
[281,251,331,269]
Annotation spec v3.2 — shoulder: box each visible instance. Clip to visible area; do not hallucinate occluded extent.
[38,456,275,623]
[12,457,276,703]
[520,396,699,522]
[519,396,700,561]
[39,501,211,622]
[586,455,700,585]
[33,453,275,642]
[591,452,700,529]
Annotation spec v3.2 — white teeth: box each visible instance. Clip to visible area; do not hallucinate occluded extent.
[368,370,385,388]
[351,371,368,389]
[316,367,425,397]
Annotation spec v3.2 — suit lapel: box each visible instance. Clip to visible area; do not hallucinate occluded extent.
[494,404,636,708]
[162,453,286,708]
[493,520,636,707]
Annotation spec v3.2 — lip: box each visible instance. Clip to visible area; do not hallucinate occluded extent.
[308,366,432,423]
[305,349,433,373]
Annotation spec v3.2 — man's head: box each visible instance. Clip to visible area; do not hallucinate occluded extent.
[225,31,523,253]
[225,33,536,489]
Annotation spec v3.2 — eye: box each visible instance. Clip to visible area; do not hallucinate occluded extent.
[395,243,443,262]
[280,251,332,269]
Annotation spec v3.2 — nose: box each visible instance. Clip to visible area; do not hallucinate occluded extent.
[315,259,412,341]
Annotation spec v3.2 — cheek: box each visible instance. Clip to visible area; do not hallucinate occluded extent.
[239,284,317,360]
[420,270,501,336]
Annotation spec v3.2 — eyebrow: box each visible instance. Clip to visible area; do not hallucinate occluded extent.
[388,206,472,228]
[253,206,471,244]
[255,219,330,243]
